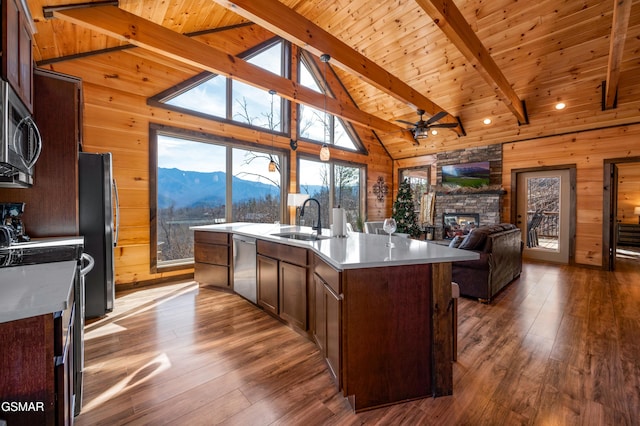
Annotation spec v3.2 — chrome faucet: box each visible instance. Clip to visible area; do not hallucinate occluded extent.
[300,198,322,235]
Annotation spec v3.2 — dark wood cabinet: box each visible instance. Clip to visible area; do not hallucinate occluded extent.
[257,253,279,316]
[256,240,308,332]
[2,0,34,111]
[54,301,75,425]
[0,69,82,237]
[280,261,307,330]
[313,254,341,387]
[0,292,75,426]
[194,231,231,289]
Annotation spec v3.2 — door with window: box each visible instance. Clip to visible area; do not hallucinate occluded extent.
[516,169,573,263]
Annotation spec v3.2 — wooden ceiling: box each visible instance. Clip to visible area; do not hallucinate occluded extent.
[26,0,640,159]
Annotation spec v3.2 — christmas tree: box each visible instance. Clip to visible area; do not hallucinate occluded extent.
[392,178,423,238]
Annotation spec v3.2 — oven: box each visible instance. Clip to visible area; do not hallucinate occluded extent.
[0,236,92,416]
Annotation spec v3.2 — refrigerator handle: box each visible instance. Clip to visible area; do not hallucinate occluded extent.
[113,178,120,247]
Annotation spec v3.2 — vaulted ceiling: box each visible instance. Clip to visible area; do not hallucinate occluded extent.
[27,0,640,159]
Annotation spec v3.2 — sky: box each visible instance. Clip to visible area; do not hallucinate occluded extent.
[158,135,283,186]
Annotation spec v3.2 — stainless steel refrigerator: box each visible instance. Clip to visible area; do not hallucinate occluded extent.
[79,152,119,318]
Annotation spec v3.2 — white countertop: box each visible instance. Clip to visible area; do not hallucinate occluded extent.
[0,260,76,324]
[8,236,85,249]
[191,223,479,270]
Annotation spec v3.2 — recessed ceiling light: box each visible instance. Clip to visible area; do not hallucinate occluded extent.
[483,118,492,125]
[555,102,566,110]
[431,129,438,135]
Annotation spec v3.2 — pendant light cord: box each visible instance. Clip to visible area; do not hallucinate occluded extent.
[320,54,331,161]
[268,89,277,172]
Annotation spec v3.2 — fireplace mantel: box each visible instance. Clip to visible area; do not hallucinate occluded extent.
[433,186,506,196]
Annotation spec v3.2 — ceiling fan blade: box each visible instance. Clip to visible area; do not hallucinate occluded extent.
[429,122,459,128]
[424,110,448,125]
[396,119,417,126]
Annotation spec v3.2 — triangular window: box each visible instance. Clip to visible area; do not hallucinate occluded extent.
[297,53,363,152]
[158,38,288,133]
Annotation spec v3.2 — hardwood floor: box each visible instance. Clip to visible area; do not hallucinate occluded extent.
[75,259,640,425]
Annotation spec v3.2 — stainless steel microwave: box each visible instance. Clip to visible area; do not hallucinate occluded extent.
[0,80,42,187]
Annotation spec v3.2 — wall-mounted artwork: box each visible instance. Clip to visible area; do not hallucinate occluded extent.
[442,161,490,188]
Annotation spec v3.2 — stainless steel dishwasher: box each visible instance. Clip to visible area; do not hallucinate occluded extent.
[232,234,257,303]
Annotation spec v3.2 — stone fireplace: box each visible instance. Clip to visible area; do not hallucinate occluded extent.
[442,212,480,239]
[432,145,504,240]
[434,191,504,239]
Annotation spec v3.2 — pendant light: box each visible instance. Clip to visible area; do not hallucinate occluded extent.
[268,89,277,173]
[319,54,331,162]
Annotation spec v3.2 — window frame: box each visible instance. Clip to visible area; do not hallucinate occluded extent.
[296,153,367,231]
[149,123,288,273]
[296,51,366,154]
[399,165,431,218]
[148,37,292,136]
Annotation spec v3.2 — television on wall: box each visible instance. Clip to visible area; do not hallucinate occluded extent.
[441,161,490,188]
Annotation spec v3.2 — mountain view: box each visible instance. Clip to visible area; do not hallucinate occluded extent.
[158,167,281,208]
[158,167,323,209]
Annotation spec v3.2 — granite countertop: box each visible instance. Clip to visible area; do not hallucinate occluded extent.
[0,260,76,324]
[191,223,479,270]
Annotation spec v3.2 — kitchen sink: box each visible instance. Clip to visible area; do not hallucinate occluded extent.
[271,232,330,241]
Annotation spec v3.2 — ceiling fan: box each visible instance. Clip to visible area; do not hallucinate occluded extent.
[397,109,458,142]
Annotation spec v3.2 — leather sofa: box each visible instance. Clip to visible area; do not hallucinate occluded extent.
[449,223,523,303]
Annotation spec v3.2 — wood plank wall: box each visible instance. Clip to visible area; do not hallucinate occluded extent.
[502,124,640,267]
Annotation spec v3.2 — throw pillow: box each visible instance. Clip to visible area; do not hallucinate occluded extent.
[448,235,463,248]
[458,229,488,250]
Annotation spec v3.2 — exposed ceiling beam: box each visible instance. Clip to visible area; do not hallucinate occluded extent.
[604,0,632,110]
[210,0,462,133]
[52,5,417,144]
[415,0,528,125]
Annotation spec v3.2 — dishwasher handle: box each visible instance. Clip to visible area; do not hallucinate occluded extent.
[233,235,256,244]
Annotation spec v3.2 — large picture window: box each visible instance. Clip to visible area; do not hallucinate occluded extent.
[298,157,364,231]
[150,126,284,271]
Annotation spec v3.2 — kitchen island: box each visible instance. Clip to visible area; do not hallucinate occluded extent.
[192,223,478,412]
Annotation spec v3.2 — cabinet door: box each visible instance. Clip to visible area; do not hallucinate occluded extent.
[0,314,55,425]
[18,17,33,111]
[4,0,20,87]
[313,272,341,387]
[257,254,279,316]
[313,273,326,351]
[2,0,33,110]
[280,261,307,331]
[325,283,341,386]
[55,305,74,426]
[194,263,230,288]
